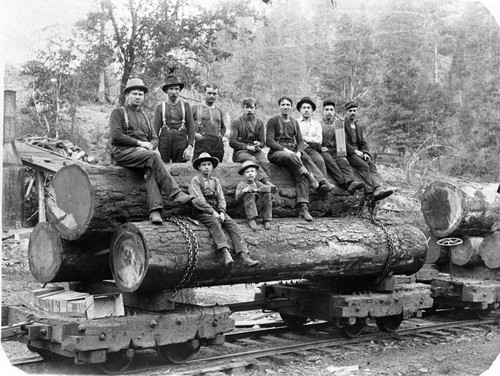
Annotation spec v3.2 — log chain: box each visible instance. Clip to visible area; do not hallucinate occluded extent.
[166,216,199,296]
[359,197,398,284]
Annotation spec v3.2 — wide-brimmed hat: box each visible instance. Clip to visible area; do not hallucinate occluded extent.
[323,99,336,108]
[124,78,148,94]
[193,152,219,170]
[296,96,316,112]
[344,101,358,110]
[238,160,260,175]
[162,75,185,92]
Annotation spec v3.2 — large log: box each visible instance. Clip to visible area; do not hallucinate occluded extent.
[109,217,427,292]
[479,231,500,269]
[422,230,448,264]
[28,222,112,283]
[421,181,500,237]
[45,163,364,242]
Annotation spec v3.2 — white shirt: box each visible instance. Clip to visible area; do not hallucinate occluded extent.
[297,117,323,145]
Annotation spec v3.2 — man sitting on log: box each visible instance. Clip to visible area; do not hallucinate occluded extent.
[266,96,320,222]
[152,74,195,163]
[320,99,364,194]
[189,153,260,267]
[296,96,335,194]
[110,78,194,224]
[235,160,273,231]
[342,101,393,201]
[229,97,276,193]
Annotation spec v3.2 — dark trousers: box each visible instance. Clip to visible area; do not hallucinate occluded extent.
[303,146,328,184]
[193,134,224,162]
[158,128,188,163]
[346,154,380,193]
[193,211,248,254]
[233,149,271,182]
[113,146,180,212]
[241,192,272,222]
[321,153,357,187]
[268,151,309,205]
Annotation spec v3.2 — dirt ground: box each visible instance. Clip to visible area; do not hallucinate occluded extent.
[2,235,500,376]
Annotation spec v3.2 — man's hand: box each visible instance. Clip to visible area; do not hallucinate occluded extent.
[247,145,256,152]
[219,211,226,222]
[363,153,371,162]
[253,141,261,150]
[138,141,154,150]
[195,133,204,141]
[183,144,193,161]
[283,148,294,154]
[320,146,328,152]
[354,149,364,158]
[212,211,221,222]
[295,151,302,159]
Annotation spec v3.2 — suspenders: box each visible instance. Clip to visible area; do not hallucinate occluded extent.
[122,107,152,136]
[160,101,186,136]
[196,104,222,135]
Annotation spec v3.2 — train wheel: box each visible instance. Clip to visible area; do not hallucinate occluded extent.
[280,313,308,328]
[27,345,67,362]
[157,340,200,364]
[96,351,134,375]
[375,314,404,333]
[341,320,365,338]
[474,307,492,320]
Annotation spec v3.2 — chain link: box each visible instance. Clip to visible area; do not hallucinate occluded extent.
[357,196,398,284]
[165,216,199,296]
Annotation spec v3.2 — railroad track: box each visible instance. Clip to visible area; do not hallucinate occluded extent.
[13,312,498,375]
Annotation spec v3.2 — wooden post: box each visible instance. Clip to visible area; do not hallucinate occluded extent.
[2,90,25,229]
[36,170,46,222]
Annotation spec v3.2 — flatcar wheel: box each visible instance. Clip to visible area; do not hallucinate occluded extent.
[474,307,492,320]
[341,320,365,338]
[96,351,133,375]
[27,345,66,362]
[157,340,199,365]
[280,312,308,328]
[375,314,404,333]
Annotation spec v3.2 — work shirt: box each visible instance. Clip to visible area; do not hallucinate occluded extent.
[266,116,305,153]
[229,115,266,151]
[235,180,271,202]
[110,104,157,148]
[152,101,195,145]
[320,119,337,151]
[192,104,226,137]
[297,117,323,147]
[189,173,226,214]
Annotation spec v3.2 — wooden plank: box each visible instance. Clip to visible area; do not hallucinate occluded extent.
[36,170,46,222]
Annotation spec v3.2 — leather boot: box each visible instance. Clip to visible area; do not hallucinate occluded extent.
[248,219,258,231]
[172,191,195,205]
[347,181,365,194]
[149,210,163,224]
[237,252,260,267]
[298,203,313,221]
[220,248,234,268]
[318,180,335,195]
[264,221,271,230]
[373,187,393,201]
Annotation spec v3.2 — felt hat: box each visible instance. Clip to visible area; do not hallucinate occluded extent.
[192,152,219,170]
[238,160,260,175]
[323,99,336,108]
[296,96,316,112]
[344,101,358,110]
[123,78,148,94]
[162,75,185,92]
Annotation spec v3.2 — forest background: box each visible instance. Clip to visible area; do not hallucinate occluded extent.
[4,0,500,181]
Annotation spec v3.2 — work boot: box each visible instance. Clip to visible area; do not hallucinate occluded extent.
[237,252,260,267]
[298,203,313,222]
[347,181,365,194]
[248,219,258,232]
[220,248,234,268]
[172,191,195,205]
[149,210,163,224]
[318,180,335,195]
[303,172,319,189]
[373,187,394,201]
[264,221,271,230]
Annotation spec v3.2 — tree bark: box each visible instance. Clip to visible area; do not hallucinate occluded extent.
[451,236,483,267]
[421,181,500,237]
[28,222,112,283]
[45,163,366,242]
[109,217,427,292]
[479,231,500,269]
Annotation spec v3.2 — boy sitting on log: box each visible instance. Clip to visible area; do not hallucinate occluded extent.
[235,160,273,231]
[189,153,260,267]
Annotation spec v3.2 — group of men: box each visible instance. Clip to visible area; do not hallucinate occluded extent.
[109,75,392,266]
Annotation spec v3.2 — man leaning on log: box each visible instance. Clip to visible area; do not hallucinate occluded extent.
[110,78,194,224]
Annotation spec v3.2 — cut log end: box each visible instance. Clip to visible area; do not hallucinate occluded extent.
[451,236,483,267]
[45,164,94,240]
[110,224,148,292]
[28,222,63,283]
[421,181,463,237]
[479,232,500,269]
